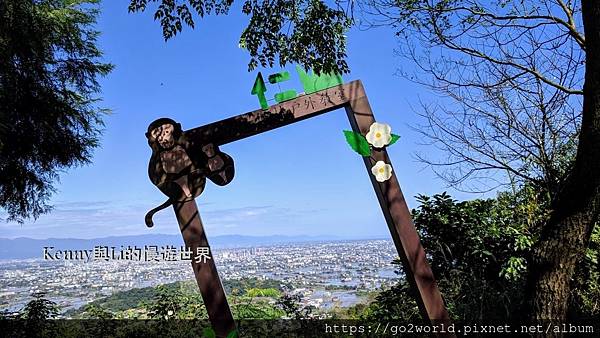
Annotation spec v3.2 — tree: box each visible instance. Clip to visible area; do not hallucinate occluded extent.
[0,0,113,222]
[275,292,314,319]
[355,0,600,322]
[79,304,116,337]
[82,304,113,319]
[18,292,60,337]
[19,292,59,320]
[146,284,189,319]
[127,0,352,74]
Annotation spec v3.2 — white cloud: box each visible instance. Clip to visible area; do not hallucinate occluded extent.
[0,202,314,239]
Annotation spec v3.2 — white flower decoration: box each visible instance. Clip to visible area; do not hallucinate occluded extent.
[371,161,393,182]
[366,122,392,148]
[167,310,174,316]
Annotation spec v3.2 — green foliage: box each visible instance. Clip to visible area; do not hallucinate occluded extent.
[203,327,217,338]
[147,284,202,320]
[232,299,284,319]
[81,304,113,319]
[128,0,351,74]
[241,0,350,74]
[66,278,289,320]
[19,292,59,320]
[246,287,281,298]
[353,190,541,322]
[229,288,285,319]
[72,278,294,320]
[223,277,289,294]
[570,223,600,319]
[0,0,113,222]
[75,304,118,337]
[67,283,160,315]
[275,292,314,319]
[357,268,421,322]
[16,293,60,338]
[139,280,284,320]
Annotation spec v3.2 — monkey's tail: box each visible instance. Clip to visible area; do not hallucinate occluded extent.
[145,199,173,227]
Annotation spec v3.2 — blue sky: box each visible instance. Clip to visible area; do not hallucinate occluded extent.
[0,2,489,239]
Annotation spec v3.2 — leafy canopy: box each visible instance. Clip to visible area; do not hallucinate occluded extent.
[0,0,113,222]
[127,0,352,74]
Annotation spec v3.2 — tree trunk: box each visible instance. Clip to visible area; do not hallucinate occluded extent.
[526,0,600,323]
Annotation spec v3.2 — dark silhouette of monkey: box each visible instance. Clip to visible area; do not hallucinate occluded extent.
[145,118,234,227]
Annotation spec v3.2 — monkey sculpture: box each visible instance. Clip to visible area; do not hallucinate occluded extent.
[144,118,234,227]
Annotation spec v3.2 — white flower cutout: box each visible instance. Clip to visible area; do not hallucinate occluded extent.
[167,310,174,316]
[366,122,392,148]
[371,161,393,182]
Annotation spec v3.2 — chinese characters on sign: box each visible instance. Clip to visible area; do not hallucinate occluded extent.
[263,85,348,119]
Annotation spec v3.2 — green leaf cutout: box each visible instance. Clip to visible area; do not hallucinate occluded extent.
[203,327,216,338]
[343,130,371,156]
[226,330,239,338]
[388,134,401,146]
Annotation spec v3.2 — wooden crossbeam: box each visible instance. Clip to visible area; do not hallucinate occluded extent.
[184,80,355,146]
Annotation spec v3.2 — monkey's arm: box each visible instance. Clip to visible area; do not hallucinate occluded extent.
[201,143,235,186]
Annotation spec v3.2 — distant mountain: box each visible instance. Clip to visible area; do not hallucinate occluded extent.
[0,234,357,260]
